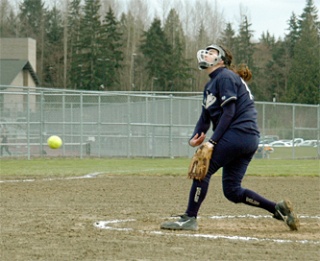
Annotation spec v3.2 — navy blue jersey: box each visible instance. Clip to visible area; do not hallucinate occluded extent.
[192,67,259,141]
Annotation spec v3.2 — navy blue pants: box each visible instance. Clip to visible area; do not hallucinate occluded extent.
[186,129,276,217]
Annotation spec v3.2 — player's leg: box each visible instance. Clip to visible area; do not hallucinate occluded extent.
[161,129,246,230]
[222,155,299,230]
[222,155,277,213]
[160,161,220,230]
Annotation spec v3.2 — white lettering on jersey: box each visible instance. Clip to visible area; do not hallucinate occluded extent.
[205,93,217,109]
[240,78,254,100]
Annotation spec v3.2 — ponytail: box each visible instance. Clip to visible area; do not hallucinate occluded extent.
[219,45,252,82]
[234,64,252,82]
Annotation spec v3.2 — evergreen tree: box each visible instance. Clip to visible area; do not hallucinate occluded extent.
[0,0,18,37]
[76,0,103,90]
[19,0,47,83]
[68,0,83,89]
[298,0,320,30]
[219,23,236,52]
[118,12,134,90]
[260,31,275,46]
[234,16,257,98]
[43,6,64,87]
[285,13,300,58]
[235,16,255,67]
[163,8,192,91]
[287,1,320,104]
[100,7,123,90]
[194,23,210,90]
[251,32,277,101]
[265,41,290,102]
[140,18,172,91]
[19,0,45,37]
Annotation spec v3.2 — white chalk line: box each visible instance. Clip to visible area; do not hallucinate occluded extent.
[94,218,320,245]
[210,214,320,219]
[0,167,185,184]
[0,172,105,183]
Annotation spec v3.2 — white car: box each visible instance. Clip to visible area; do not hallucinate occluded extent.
[298,140,319,147]
[269,140,293,147]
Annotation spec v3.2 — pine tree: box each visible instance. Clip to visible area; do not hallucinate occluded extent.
[76,0,103,90]
[234,16,257,98]
[68,0,83,89]
[219,23,236,52]
[194,23,210,90]
[235,16,255,67]
[163,8,192,91]
[118,12,134,90]
[287,0,320,104]
[100,6,123,91]
[140,18,172,91]
[0,0,18,37]
[43,6,64,87]
[285,13,300,58]
[19,0,45,37]
[251,32,276,101]
[19,0,46,83]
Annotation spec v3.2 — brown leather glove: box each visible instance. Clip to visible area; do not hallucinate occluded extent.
[188,142,214,180]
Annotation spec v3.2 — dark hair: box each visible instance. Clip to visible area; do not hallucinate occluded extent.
[219,45,252,82]
[219,45,232,67]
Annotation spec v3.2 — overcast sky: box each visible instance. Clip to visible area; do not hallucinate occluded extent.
[41,0,318,39]
[132,0,317,40]
[218,0,317,39]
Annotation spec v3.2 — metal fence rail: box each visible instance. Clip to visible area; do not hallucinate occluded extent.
[0,86,319,159]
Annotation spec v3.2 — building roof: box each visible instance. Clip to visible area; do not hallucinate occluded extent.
[0,59,40,85]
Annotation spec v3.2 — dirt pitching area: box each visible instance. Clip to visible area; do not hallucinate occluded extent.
[1,174,319,261]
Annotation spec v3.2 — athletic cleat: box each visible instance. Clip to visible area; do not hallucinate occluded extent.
[160,214,198,231]
[273,199,300,231]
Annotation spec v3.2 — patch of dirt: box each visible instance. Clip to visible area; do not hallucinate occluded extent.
[1,175,319,261]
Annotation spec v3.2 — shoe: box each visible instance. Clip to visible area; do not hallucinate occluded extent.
[160,214,198,231]
[273,199,300,231]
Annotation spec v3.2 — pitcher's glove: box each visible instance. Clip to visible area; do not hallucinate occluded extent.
[188,142,214,180]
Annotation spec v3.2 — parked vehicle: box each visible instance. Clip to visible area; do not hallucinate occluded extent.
[269,140,293,147]
[259,135,279,144]
[292,138,304,146]
[298,140,319,147]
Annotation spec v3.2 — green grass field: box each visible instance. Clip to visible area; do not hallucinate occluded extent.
[0,158,319,178]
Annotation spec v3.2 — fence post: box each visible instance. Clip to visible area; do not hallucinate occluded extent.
[292,105,296,159]
[145,95,149,157]
[318,104,320,158]
[40,91,44,157]
[62,92,66,156]
[152,94,156,158]
[127,95,131,158]
[27,89,30,160]
[261,103,266,140]
[98,94,101,157]
[169,94,173,159]
[80,92,83,158]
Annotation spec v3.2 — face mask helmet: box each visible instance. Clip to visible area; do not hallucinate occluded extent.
[197,44,226,70]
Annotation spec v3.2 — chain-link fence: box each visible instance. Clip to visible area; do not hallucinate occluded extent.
[0,86,319,159]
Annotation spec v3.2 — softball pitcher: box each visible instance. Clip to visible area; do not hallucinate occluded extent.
[160,44,299,231]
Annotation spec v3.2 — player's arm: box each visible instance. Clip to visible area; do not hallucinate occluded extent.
[209,101,235,144]
[189,108,211,147]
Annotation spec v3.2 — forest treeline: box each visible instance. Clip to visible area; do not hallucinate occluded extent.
[0,0,319,104]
